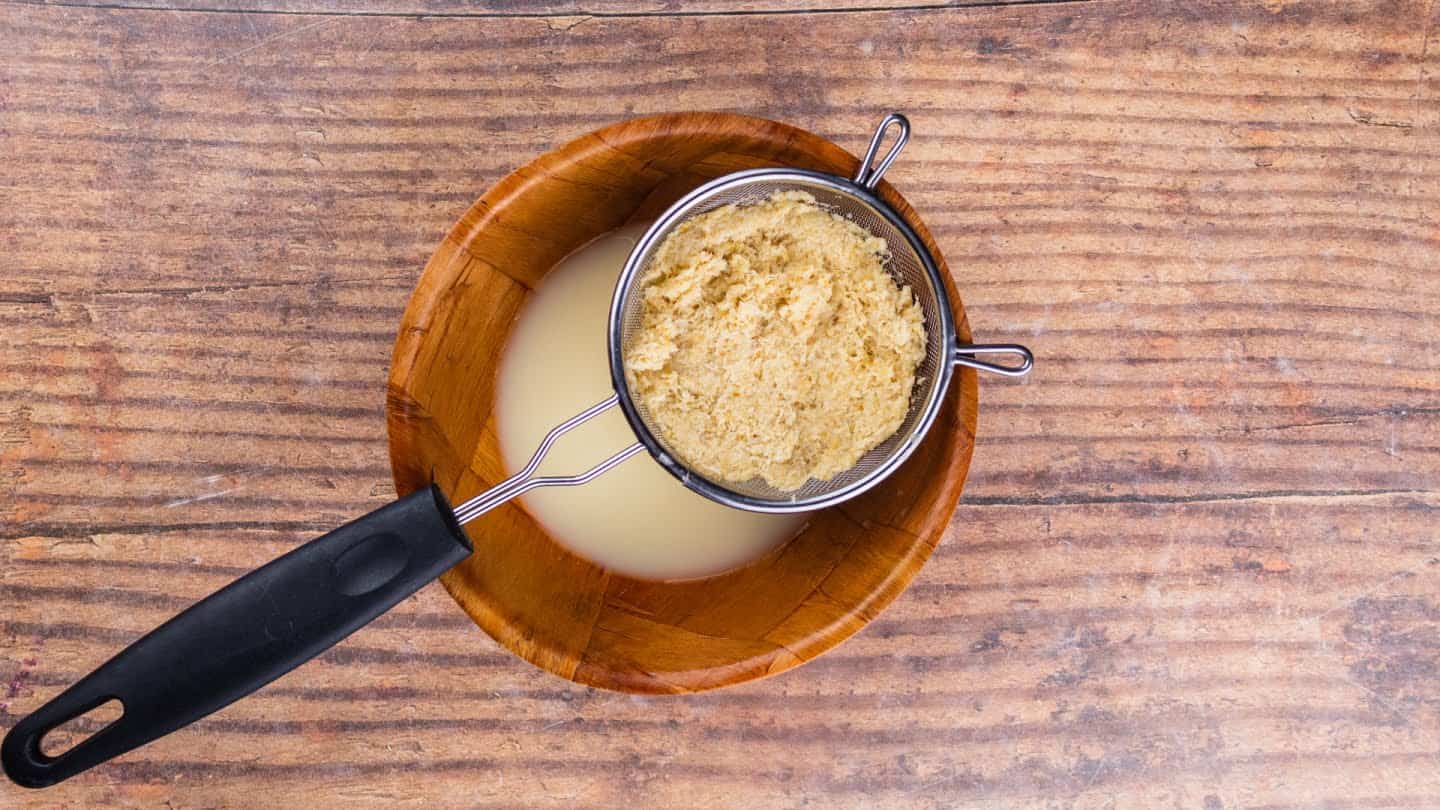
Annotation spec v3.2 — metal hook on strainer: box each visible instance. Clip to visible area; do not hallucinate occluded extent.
[854,111,910,189]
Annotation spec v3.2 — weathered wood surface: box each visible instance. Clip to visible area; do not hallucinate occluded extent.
[1,0,1438,806]
[6,0,1051,14]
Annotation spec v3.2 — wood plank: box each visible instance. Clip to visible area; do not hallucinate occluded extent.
[1,0,1438,806]
[6,0,1083,17]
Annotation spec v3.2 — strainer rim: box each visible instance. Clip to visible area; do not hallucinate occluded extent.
[607,167,957,513]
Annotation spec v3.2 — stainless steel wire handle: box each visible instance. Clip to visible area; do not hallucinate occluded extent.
[953,343,1034,378]
[450,395,642,525]
[853,113,910,189]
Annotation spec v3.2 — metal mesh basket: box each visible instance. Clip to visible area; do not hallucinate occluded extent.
[609,168,954,512]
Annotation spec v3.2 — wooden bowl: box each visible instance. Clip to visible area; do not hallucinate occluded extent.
[386,113,979,694]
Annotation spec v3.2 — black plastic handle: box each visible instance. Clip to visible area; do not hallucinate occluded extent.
[1,484,471,789]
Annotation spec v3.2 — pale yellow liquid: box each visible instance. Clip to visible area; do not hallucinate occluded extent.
[495,226,807,580]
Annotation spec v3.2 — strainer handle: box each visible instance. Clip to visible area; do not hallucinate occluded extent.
[953,343,1034,377]
[450,395,643,525]
[853,113,911,190]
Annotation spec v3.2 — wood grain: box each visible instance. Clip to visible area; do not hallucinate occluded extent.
[5,0,1081,18]
[2,0,1438,806]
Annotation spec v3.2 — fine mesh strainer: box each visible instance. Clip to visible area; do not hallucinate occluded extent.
[457,112,1034,521]
[2,113,1032,789]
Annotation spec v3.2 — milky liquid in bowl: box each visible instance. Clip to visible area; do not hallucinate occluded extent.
[495,225,808,580]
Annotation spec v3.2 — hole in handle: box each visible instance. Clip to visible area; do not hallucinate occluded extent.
[38,698,124,759]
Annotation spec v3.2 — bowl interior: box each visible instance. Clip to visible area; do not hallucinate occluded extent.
[386,112,978,694]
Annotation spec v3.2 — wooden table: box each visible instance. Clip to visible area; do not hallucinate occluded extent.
[2,0,1438,806]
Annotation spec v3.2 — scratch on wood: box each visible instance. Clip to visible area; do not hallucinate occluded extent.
[202,16,341,66]
[1346,108,1415,128]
